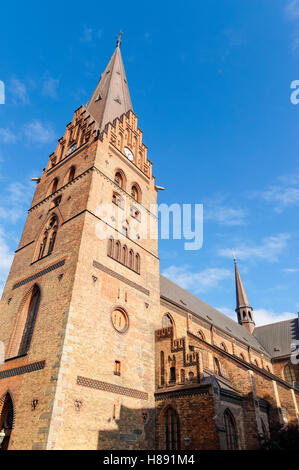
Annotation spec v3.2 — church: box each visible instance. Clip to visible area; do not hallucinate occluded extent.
[0,36,298,451]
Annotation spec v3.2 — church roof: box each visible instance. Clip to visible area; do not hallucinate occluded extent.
[86,39,132,132]
[234,259,250,309]
[160,275,269,356]
[254,318,299,358]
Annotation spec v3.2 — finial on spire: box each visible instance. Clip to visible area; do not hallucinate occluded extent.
[116,31,123,48]
[233,251,237,263]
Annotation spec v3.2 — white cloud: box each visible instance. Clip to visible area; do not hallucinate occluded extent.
[217,305,296,326]
[0,227,14,296]
[162,265,231,293]
[42,77,59,99]
[286,0,299,19]
[9,78,29,104]
[23,120,55,144]
[0,128,17,144]
[0,180,34,224]
[285,1,299,50]
[218,233,290,262]
[205,206,246,226]
[283,267,299,273]
[253,309,296,327]
[257,185,299,212]
[80,26,93,42]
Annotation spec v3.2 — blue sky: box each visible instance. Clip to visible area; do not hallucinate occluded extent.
[0,0,299,326]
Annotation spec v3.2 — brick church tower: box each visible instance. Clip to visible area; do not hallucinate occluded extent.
[0,35,161,450]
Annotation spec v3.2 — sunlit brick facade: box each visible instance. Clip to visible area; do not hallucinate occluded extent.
[0,39,298,450]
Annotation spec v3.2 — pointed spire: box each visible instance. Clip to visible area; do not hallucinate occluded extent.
[234,258,255,334]
[86,34,132,132]
[234,258,250,309]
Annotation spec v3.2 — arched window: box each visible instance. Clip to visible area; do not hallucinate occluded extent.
[284,364,296,384]
[38,231,48,260]
[128,249,134,269]
[18,285,41,356]
[160,351,165,386]
[36,214,58,261]
[224,409,238,450]
[115,172,123,188]
[169,367,176,383]
[164,408,180,450]
[162,313,174,329]
[122,245,128,265]
[198,330,205,341]
[0,393,14,450]
[114,241,121,261]
[68,166,76,183]
[107,237,114,257]
[180,369,185,383]
[47,221,58,255]
[131,185,141,202]
[214,357,221,375]
[50,178,58,195]
[188,371,195,382]
[135,253,140,273]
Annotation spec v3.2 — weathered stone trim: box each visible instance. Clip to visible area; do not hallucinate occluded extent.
[155,385,211,401]
[77,376,148,400]
[12,259,66,290]
[0,360,46,380]
[93,260,150,296]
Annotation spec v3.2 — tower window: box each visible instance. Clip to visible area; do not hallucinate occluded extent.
[68,166,76,183]
[49,178,58,195]
[115,172,123,188]
[169,367,176,383]
[131,185,139,202]
[114,361,121,376]
[37,214,59,261]
[18,285,41,356]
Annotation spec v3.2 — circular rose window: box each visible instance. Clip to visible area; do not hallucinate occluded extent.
[112,308,129,333]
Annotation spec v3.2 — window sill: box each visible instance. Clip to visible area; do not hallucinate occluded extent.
[5,353,28,363]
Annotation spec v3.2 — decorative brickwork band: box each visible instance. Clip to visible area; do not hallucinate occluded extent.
[77,376,148,400]
[13,260,66,290]
[0,360,46,380]
[93,260,150,296]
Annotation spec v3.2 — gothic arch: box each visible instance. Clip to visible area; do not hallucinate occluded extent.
[223,409,238,450]
[34,213,59,261]
[63,165,76,185]
[0,392,15,450]
[130,182,142,203]
[47,177,59,196]
[7,284,42,359]
[114,168,126,190]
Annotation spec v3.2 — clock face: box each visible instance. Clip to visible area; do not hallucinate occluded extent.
[124,146,134,161]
